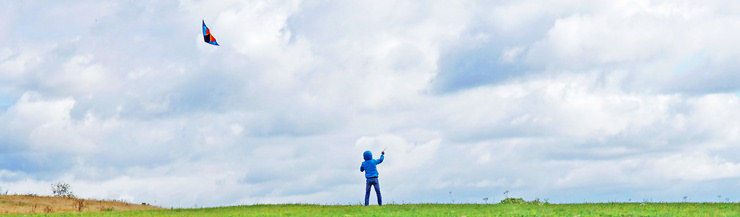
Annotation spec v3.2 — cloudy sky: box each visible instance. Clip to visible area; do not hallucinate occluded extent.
[1,0,740,207]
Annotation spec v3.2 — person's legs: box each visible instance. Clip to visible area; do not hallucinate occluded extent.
[364,179,372,206]
[373,178,382,206]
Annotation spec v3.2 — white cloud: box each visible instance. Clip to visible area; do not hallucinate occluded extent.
[355,134,441,174]
[522,0,740,93]
[0,0,739,207]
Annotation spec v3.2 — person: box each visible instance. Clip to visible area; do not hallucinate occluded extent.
[360,150,384,206]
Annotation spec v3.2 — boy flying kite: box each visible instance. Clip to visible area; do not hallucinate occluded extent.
[360,149,384,206]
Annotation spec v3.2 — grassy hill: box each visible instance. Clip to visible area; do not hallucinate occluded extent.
[0,194,159,214]
[4,203,740,216]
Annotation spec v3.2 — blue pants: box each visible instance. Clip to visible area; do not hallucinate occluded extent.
[365,177,382,206]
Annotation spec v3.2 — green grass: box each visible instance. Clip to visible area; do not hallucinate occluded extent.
[6,203,740,217]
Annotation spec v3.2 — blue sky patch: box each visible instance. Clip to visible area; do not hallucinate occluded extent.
[0,96,16,112]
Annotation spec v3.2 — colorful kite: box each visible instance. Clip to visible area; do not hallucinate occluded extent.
[202,20,219,46]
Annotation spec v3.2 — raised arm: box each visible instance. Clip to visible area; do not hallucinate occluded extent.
[376,154,384,164]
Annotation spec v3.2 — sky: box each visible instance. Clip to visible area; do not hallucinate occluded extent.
[1,0,740,207]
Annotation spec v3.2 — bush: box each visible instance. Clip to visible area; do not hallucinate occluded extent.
[51,182,74,197]
[75,198,85,211]
[499,197,549,205]
[528,198,549,205]
[500,197,526,204]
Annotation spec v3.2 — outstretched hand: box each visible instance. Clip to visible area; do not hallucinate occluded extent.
[381,151,385,155]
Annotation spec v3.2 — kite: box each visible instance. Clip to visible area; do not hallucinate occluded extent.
[202,20,219,46]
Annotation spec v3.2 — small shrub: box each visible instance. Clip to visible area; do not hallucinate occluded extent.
[75,199,85,212]
[528,198,549,205]
[499,197,549,205]
[51,182,74,197]
[500,197,526,204]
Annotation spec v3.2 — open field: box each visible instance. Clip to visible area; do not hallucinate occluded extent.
[0,195,159,215]
[5,203,740,217]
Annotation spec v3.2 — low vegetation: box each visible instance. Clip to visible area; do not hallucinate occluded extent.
[0,194,159,214]
[50,183,74,198]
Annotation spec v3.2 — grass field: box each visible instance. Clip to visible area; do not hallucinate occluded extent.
[6,203,740,217]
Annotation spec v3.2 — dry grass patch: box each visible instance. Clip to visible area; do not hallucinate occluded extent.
[0,195,160,214]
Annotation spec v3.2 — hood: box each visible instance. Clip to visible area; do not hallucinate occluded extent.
[363,150,372,160]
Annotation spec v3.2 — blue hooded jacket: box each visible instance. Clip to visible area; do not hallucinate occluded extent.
[360,150,384,178]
